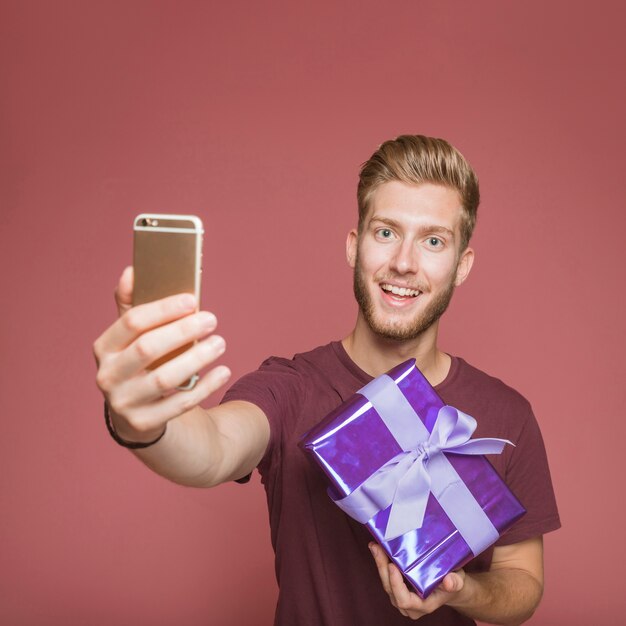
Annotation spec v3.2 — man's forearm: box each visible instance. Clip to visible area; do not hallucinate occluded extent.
[130,406,226,487]
[449,568,543,626]
[128,400,269,488]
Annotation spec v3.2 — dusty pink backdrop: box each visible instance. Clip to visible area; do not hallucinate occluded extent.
[1,1,624,624]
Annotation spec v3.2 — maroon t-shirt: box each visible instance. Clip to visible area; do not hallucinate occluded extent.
[223,342,560,626]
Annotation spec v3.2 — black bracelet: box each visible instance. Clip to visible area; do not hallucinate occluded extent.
[104,402,167,449]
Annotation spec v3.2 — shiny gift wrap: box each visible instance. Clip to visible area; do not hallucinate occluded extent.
[299,359,526,598]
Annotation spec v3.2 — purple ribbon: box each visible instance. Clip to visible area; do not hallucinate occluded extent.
[333,370,513,551]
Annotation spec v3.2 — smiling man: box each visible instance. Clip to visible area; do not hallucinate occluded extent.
[94,135,560,625]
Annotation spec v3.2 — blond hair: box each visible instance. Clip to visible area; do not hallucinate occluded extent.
[357,135,480,250]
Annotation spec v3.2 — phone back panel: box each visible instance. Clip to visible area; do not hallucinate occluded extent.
[132,214,203,372]
[133,215,203,306]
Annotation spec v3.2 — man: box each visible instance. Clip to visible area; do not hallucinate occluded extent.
[94,135,560,625]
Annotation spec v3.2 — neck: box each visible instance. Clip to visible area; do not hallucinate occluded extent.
[342,312,451,386]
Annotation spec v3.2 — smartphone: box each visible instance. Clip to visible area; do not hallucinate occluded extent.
[133,213,204,389]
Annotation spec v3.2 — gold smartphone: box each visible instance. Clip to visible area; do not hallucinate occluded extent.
[133,213,204,389]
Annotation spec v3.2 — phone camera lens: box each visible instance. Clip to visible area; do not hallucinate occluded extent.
[141,218,148,226]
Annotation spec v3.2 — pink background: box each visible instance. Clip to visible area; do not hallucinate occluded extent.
[1,1,624,624]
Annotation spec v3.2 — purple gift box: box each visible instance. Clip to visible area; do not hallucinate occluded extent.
[299,359,526,598]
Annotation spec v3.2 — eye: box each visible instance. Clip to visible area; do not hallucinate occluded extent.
[375,228,395,240]
[427,237,442,248]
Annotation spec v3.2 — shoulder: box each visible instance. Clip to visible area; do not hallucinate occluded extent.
[223,342,341,402]
[454,357,531,407]
[253,342,340,381]
[261,342,337,370]
[222,342,356,469]
[440,357,535,440]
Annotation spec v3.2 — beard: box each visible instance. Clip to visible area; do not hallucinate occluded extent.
[352,250,456,342]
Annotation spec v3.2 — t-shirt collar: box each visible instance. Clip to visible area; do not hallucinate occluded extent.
[330,340,460,392]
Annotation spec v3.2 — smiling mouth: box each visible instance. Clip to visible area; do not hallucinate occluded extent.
[380,283,421,298]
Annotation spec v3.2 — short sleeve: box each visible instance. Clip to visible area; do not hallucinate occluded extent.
[221,356,304,472]
[496,403,561,545]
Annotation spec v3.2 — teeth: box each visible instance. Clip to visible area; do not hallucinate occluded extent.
[381,284,420,297]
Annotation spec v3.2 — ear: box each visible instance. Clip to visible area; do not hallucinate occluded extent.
[454,246,474,286]
[346,229,358,269]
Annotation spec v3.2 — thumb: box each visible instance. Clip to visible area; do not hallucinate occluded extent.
[115,266,134,316]
[441,571,464,594]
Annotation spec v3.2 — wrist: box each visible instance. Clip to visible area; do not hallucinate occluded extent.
[104,402,167,449]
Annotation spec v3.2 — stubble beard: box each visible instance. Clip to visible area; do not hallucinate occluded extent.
[352,250,457,342]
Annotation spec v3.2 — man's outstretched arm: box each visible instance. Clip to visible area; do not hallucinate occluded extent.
[370,536,544,625]
[93,267,270,487]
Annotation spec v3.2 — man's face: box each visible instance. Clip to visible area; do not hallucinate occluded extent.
[347,181,474,341]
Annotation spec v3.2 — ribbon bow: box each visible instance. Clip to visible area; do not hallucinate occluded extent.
[334,402,512,541]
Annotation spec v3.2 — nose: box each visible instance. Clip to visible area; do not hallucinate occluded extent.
[389,239,419,275]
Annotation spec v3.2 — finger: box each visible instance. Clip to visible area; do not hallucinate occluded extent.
[369,543,393,596]
[109,311,217,383]
[388,563,418,612]
[122,364,232,431]
[95,293,197,358]
[115,266,134,316]
[121,334,226,404]
[151,363,231,421]
[440,571,464,594]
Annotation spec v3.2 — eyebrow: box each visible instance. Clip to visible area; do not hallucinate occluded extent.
[368,215,455,239]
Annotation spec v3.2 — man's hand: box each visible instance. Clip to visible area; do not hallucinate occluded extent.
[369,542,465,619]
[93,266,231,444]
[369,538,544,624]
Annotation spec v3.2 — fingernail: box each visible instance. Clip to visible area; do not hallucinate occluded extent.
[209,335,225,353]
[180,294,196,310]
[216,366,231,384]
[197,311,217,331]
